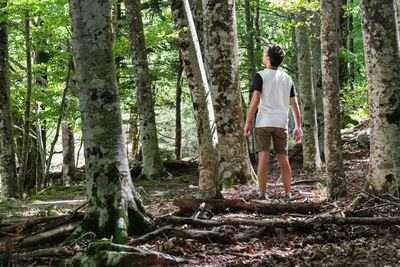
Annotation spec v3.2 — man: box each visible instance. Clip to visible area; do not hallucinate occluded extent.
[244,44,302,200]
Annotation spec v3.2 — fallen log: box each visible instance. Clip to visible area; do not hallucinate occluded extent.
[173,199,321,214]
[251,200,321,214]
[170,227,235,244]
[19,221,80,248]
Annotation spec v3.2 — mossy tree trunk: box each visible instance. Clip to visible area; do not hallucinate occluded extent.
[360,0,400,196]
[311,11,324,161]
[295,12,321,172]
[321,0,346,200]
[124,0,167,180]
[171,0,221,199]
[202,0,254,189]
[67,0,153,243]
[0,1,18,199]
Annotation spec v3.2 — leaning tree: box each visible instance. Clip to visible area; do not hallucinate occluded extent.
[67,0,152,243]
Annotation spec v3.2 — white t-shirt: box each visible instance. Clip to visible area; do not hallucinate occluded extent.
[251,69,295,129]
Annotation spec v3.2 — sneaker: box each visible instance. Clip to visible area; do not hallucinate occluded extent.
[256,193,269,200]
[283,194,294,201]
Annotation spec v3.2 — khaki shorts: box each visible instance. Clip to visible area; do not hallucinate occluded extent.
[254,127,288,154]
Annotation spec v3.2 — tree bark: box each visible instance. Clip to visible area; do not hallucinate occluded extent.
[17,10,33,198]
[202,0,254,188]
[67,0,153,243]
[124,0,167,180]
[0,1,18,199]
[311,11,325,161]
[295,12,321,172]
[175,51,184,160]
[245,0,255,86]
[320,0,346,200]
[360,0,400,195]
[170,0,221,199]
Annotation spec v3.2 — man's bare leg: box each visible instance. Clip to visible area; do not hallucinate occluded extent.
[257,151,270,195]
[277,154,291,195]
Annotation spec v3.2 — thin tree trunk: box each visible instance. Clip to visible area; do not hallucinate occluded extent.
[321,0,346,200]
[311,11,325,161]
[171,0,221,199]
[18,10,33,197]
[245,0,255,85]
[295,12,321,172]
[0,1,18,199]
[338,0,349,89]
[348,0,355,91]
[175,51,184,160]
[67,0,153,243]
[129,104,139,159]
[360,0,400,195]
[124,0,167,180]
[255,0,261,69]
[202,0,254,188]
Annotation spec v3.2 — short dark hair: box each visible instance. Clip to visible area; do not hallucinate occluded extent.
[266,44,285,67]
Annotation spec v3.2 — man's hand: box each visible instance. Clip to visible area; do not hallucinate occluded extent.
[293,128,303,142]
[244,122,252,138]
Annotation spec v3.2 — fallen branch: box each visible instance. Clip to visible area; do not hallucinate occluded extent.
[170,227,235,244]
[11,246,75,259]
[269,179,319,187]
[128,225,172,245]
[173,198,321,214]
[19,221,80,248]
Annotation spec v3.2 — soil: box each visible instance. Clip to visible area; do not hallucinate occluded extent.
[2,122,400,266]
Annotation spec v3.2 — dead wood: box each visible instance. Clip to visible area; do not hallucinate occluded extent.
[128,225,173,245]
[11,246,75,259]
[173,198,321,214]
[0,212,84,236]
[268,179,319,187]
[19,221,80,247]
[170,227,235,244]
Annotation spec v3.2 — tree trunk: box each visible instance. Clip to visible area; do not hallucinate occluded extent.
[170,0,221,199]
[338,0,349,89]
[397,0,400,38]
[124,0,167,180]
[311,11,325,161]
[360,0,400,195]
[0,1,18,199]
[202,0,254,188]
[255,0,261,69]
[18,10,33,198]
[129,104,139,159]
[295,13,321,172]
[348,0,355,91]
[321,0,346,200]
[67,0,153,243]
[175,51,183,160]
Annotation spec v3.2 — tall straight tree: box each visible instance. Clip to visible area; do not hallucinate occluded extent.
[295,12,321,172]
[360,0,400,195]
[0,1,18,199]
[175,51,184,160]
[18,10,33,197]
[124,0,167,180]
[171,0,221,199]
[202,0,254,188]
[67,0,152,243]
[321,0,346,200]
[311,11,324,160]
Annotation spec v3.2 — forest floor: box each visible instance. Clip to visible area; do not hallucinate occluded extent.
[2,121,400,266]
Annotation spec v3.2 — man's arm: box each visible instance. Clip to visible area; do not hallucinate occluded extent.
[244,91,261,137]
[290,96,303,142]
